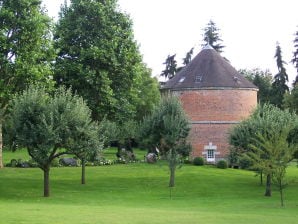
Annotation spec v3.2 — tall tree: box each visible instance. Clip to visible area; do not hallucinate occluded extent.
[271,43,289,108]
[239,69,273,104]
[202,20,225,53]
[160,54,177,79]
[54,0,146,122]
[0,0,54,168]
[139,96,191,188]
[182,47,194,66]
[292,29,298,86]
[11,86,101,196]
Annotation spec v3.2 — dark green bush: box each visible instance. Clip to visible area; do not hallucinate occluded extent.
[193,157,204,166]
[217,160,228,169]
[10,159,18,167]
[239,157,253,170]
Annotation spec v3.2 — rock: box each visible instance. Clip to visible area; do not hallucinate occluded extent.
[59,158,78,166]
[146,153,157,163]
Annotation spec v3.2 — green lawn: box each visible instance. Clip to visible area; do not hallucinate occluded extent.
[0,150,298,224]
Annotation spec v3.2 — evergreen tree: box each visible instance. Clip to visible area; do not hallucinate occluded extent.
[292,29,298,86]
[272,43,289,108]
[202,20,225,53]
[160,54,177,79]
[182,47,194,66]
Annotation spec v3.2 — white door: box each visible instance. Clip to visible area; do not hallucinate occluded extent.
[207,149,215,163]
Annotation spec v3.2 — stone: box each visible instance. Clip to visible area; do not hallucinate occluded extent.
[146,153,157,163]
[59,158,77,166]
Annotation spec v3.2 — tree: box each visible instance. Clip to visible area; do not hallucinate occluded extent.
[139,96,191,188]
[183,47,194,66]
[271,43,289,108]
[239,69,273,104]
[283,85,298,114]
[202,20,225,53]
[54,0,147,123]
[11,86,101,196]
[160,54,178,79]
[248,125,295,206]
[292,28,298,86]
[0,0,54,168]
[229,104,298,197]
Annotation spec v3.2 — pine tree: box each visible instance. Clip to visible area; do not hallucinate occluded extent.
[160,54,177,79]
[292,29,298,86]
[202,20,225,53]
[271,43,289,108]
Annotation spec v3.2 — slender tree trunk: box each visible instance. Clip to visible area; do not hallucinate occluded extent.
[264,174,271,197]
[260,170,263,185]
[0,122,3,168]
[81,158,86,185]
[43,167,50,197]
[169,165,176,187]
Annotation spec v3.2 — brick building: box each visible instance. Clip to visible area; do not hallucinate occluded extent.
[161,45,258,163]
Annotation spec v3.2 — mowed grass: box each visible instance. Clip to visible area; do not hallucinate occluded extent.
[0,151,298,224]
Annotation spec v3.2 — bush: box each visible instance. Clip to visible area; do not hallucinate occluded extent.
[239,157,253,170]
[217,160,228,169]
[10,159,18,167]
[193,157,204,166]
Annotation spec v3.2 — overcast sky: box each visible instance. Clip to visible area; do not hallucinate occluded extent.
[43,0,298,84]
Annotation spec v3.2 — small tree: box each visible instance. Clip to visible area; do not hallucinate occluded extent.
[229,104,298,197]
[248,127,295,205]
[292,28,298,86]
[11,86,100,196]
[139,96,190,188]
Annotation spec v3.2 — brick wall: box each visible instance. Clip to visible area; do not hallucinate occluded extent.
[172,88,257,159]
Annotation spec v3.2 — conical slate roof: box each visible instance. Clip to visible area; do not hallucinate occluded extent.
[162,46,257,90]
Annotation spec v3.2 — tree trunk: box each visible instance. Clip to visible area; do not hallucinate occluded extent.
[169,166,176,187]
[81,158,86,185]
[43,167,50,197]
[280,188,284,207]
[264,174,271,197]
[260,170,263,185]
[0,122,3,168]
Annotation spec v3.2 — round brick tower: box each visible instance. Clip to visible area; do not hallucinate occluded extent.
[161,45,258,163]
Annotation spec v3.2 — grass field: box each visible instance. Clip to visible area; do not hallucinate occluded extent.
[0,150,298,224]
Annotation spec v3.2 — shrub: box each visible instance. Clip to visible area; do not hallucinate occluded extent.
[193,157,204,166]
[217,160,228,169]
[10,159,18,167]
[239,157,253,170]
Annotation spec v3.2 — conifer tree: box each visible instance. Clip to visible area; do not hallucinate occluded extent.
[271,43,289,108]
[160,54,177,79]
[202,20,225,53]
[292,29,298,86]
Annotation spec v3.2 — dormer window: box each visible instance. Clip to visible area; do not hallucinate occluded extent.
[179,77,185,83]
[195,75,202,83]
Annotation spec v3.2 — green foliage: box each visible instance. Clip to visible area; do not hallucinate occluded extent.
[239,68,273,104]
[139,96,190,187]
[292,29,298,86]
[271,43,289,108]
[230,103,298,199]
[283,85,298,114]
[217,160,228,169]
[202,20,225,53]
[193,157,204,166]
[160,54,177,79]
[11,85,101,196]
[0,0,55,110]
[54,0,158,122]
